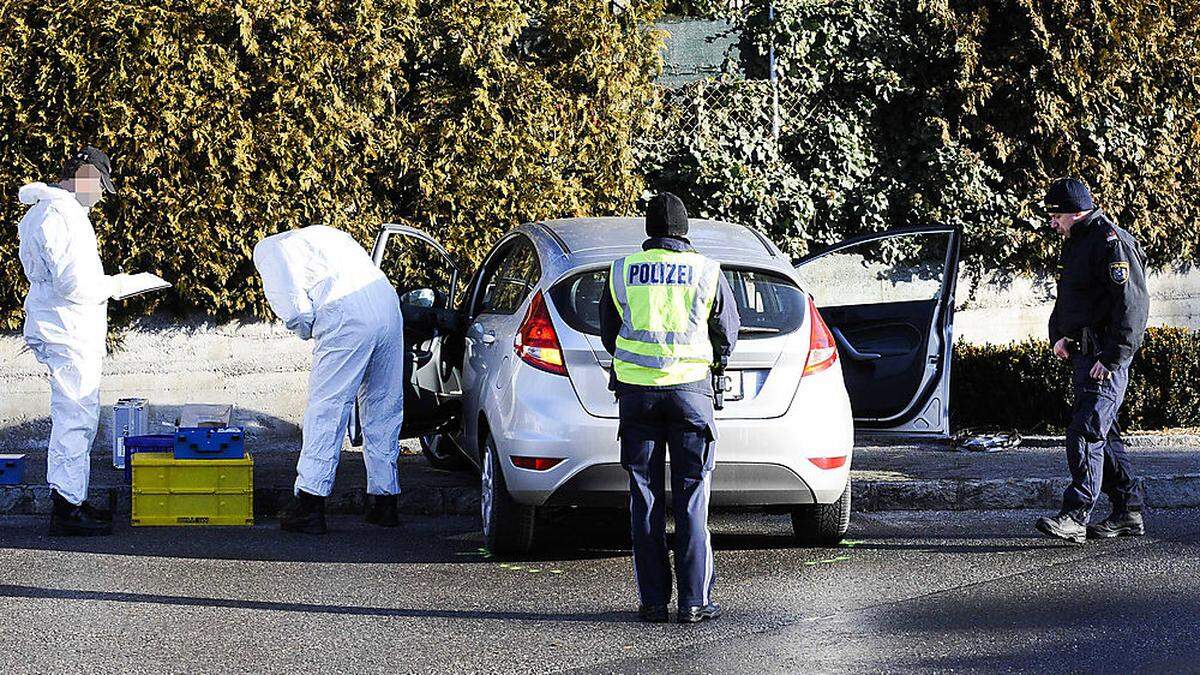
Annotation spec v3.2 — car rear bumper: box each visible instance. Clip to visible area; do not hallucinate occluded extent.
[543,461,815,508]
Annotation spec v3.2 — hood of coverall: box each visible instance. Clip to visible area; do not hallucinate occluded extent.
[19,181,76,206]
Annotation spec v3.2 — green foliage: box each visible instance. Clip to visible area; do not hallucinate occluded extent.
[0,0,663,328]
[403,0,664,268]
[0,0,416,328]
[643,0,1200,275]
[952,327,1200,432]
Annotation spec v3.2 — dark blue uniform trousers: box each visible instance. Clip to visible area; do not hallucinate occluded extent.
[618,389,716,609]
[1061,354,1144,519]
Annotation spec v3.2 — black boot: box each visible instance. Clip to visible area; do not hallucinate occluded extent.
[1035,512,1087,544]
[638,605,669,623]
[81,500,112,522]
[365,494,399,528]
[1088,510,1145,538]
[280,490,327,534]
[48,490,112,536]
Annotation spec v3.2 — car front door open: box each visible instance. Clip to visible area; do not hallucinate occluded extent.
[794,226,962,438]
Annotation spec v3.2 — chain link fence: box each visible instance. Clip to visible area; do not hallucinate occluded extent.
[657,76,809,141]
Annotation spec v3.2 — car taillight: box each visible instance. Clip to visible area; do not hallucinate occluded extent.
[511,456,565,471]
[803,296,838,377]
[808,456,848,470]
[515,290,568,376]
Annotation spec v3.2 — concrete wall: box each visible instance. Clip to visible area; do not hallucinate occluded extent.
[2,268,1195,454]
[0,318,312,453]
[954,268,1200,345]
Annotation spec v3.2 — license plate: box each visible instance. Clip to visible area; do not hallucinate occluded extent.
[724,371,744,401]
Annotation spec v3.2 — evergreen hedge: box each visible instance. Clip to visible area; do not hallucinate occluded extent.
[0,0,662,329]
[952,327,1200,432]
[646,0,1200,279]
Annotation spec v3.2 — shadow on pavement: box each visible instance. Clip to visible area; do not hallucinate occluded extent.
[0,515,488,565]
[0,513,637,565]
[0,584,639,623]
[862,586,1200,672]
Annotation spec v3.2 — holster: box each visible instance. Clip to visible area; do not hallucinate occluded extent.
[1080,327,1100,357]
[712,355,729,411]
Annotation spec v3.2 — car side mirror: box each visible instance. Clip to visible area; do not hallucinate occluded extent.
[400,288,436,308]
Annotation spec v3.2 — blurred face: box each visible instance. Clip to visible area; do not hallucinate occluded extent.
[69,164,105,208]
[1048,211,1087,238]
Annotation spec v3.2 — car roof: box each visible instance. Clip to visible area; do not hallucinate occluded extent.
[518,217,796,279]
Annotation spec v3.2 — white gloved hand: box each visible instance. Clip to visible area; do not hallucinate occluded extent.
[109,273,132,300]
[286,313,315,340]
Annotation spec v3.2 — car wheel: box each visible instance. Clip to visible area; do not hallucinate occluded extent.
[480,436,537,555]
[791,478,851,546]
[420,434,470,471]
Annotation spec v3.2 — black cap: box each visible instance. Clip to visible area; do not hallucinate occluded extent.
[645,192,689,238]
[1043,177,1093,213]
[60,146,115,193]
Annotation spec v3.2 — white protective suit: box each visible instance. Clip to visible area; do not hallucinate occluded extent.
[17,182,120,505]
[253,226,405,497]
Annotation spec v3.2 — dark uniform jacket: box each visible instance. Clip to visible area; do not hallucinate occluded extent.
[1048,208,1150,370]
[599,236,740,397]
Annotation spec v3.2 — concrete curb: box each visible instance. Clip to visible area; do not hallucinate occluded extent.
[0,484,482,520]
[853,474,1200,512]
[5,474,1200,519]
[856,434,1200,449]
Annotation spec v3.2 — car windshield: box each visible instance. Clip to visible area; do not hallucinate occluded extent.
[550,267,807,339]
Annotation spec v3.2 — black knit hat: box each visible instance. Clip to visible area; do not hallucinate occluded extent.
[1043,177,1093,213]
[645,192,688,238]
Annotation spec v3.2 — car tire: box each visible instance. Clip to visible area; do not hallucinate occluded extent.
[420,434,470,472]
[481,436,537,555]
[791,478,851,546]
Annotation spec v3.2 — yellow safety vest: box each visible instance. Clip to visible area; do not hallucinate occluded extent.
[609,248,721,386]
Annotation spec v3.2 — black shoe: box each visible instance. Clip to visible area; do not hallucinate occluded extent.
[1088,510,1145,539]
[80,500,112,522]
[1035,513,1087,544]
[638,605,668,623]
[365,494,399,528]
[678,603,722,624]
[280,490,327,534]
[48,491,112,537]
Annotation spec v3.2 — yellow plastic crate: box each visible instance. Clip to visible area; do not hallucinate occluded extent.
[131,452,254,526]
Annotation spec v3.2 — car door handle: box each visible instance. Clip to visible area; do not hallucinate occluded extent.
[830,327,882,361]
[480,331,496,346]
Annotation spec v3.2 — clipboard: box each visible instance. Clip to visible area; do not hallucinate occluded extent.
[113,272,172,301]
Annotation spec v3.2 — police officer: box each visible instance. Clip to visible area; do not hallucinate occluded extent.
[599,193,740,624]
[1035,178,1149,543]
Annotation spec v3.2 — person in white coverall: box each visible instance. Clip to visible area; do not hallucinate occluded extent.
[253,225,405,534]
[17,147,133,536]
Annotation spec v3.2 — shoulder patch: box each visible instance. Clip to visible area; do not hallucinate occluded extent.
[1110,261,1130,284]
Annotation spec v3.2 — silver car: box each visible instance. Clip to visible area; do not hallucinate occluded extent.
[359,218,961,553]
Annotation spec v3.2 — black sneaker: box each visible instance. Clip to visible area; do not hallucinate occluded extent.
[365,494,399,528]
[678,603,722,624]
[1035,513,1087,544]
[280,490,327,534]
[1088,511,1145,539]
[48,491,112,537]
[638,604,668,623]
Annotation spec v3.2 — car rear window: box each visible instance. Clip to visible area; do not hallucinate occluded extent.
[550,267,807,339]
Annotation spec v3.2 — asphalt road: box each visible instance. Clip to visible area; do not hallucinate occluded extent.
[1,507,1198,674]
